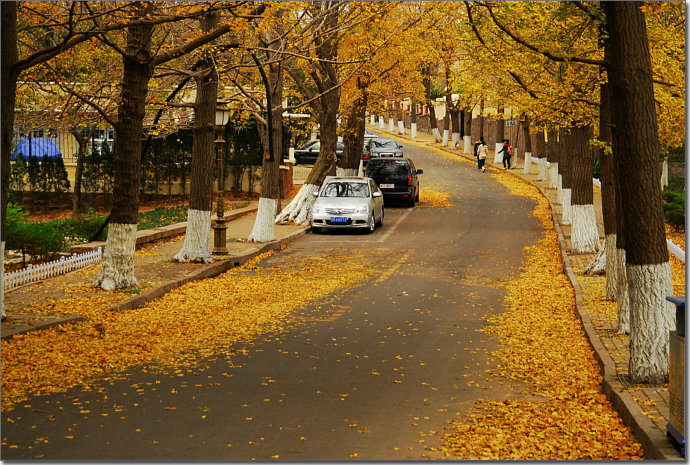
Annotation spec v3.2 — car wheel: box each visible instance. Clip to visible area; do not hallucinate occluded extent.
[407,194,415,208]
[415,189,420,202]
[368,213,376,233]
[311,226,321,234]
[377,208,384,227]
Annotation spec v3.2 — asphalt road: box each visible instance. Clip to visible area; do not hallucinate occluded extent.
[2,140,544,460]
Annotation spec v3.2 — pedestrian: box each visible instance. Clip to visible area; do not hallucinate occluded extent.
[498,139,512,169]
[477,140,488,172]
[473,136,485,171]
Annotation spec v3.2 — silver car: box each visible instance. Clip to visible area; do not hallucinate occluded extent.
[311,176,384,233]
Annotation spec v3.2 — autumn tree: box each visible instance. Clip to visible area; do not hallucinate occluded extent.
[603,1,675,384]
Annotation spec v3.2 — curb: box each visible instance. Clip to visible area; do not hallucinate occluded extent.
[2,226,308,340]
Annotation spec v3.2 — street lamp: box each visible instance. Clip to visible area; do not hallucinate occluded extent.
[212,102,230,255]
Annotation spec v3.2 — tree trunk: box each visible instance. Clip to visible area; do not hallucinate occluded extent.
[558,127,572,224]
[428,101,442,142]
[249,37,284,243]
[71,129,92,215]
[463,106,473,153]
[340,75,368,176]
[93,3,154,290]
[546,130,559,188]
[604,1,674,384]
[1,2,18,319]
[174,12,219,263]
[534,130,547,181]
[570,125,600,253]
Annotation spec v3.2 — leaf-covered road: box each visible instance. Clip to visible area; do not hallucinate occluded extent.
[2,141,638,460]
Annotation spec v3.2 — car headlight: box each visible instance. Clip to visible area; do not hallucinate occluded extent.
[356,204,369,214]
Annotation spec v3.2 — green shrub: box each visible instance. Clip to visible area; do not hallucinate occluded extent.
[51,209,108,245]
[5,204,65,265]
[663,189,685,232]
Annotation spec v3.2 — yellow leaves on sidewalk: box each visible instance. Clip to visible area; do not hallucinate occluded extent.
[1,249,389,413]
[439,173,643,460]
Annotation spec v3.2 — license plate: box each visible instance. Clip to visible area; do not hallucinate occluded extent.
[330,216,348,224]
[380,183,394,189]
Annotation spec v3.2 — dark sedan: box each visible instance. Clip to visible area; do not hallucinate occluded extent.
[363,137,403,166]
[292,141,344,165]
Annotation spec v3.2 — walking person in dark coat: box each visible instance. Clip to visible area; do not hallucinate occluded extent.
[473,136,485,171]
[498,139,512,169]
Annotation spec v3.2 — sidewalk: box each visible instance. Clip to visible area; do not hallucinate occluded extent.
[2,202,308,339]
[375,125,683,460]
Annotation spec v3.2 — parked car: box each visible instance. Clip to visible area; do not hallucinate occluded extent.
[292,141,344,165]
[364,157,423,207]
[310,176,384,233]
[363,137,403,166]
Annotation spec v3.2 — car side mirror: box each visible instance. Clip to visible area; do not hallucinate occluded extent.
[373,191,382,198]
[417,169,423,174]
[399,145,403,148]
[312,191,319,197]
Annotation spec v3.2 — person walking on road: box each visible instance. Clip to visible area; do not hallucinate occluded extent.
[477,140,488,172]
[473,137,485,171]
[498,139,512,170]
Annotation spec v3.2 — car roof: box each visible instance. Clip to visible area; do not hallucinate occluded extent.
[324,176,370,183]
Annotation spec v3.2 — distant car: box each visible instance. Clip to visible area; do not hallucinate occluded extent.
[292,141,344,165]
[310,176,385,233]
[363,137,403,166]
[364,157,423,207]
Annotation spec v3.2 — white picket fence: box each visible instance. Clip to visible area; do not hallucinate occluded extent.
[3,247,103,292]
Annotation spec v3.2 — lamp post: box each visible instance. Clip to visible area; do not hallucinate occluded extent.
[212,103,230,255]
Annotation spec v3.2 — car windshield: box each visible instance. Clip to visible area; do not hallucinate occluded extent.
[367,161,408,177]
[370,140,397,149]
[320,182,370,198]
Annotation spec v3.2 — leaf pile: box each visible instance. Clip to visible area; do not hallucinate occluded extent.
[439,172,643,460]
[1,248,389,412]
[418,189,452,207]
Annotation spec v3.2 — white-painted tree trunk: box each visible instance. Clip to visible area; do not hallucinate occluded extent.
[616,248,630,334]
[523,152,532,174]
[463,135,472,154]
[451,132,460,149]
[411,123,417,139]
[336,167,358,177]
[93,223,138,291]
[173,209,212,263]
[275,183,319,225]
[605,234,618,301]
[442,129,449,147]
[548,163,559,188]
[248,197,277,243]
[561,188,572,225]
[379,117,385,129]
[494,143,503,163]
[388,118,395,131]
[584,237,606,275]
[537,157,548,181]
[432,128,442,143]
[370,115,375,126]
[627,261,675,383]
[397,121,405,135]
[1,240,5,319]
[571,204,600,253]
[661,159,668,188]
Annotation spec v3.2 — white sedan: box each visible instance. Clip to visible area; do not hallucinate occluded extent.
[310,176,384,233]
